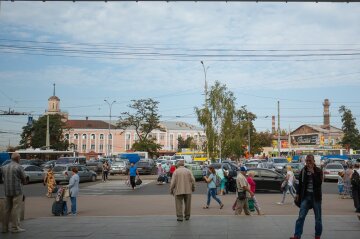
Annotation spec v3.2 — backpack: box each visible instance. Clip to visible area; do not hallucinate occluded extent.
[215,174,221,187]
[351,170,360,188]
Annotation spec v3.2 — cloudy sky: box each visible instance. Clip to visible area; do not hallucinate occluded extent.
[0,1,360,149]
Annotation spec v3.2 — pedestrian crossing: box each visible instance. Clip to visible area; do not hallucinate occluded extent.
[80,180,153,195]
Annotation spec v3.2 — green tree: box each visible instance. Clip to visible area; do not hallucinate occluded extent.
[177,136,195,152]
[19,114,70,150]
[117,98,165,157]
[339,105,360,149]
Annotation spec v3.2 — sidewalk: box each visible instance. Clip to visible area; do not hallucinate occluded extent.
[3,215,360,239]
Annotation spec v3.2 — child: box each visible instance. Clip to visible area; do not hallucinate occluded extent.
[338,171,344,196]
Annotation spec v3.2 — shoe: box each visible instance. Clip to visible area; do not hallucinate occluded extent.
[11,227,26,233]
[289,236,300,239]
[203,206,209,209]
[277,202,284,205]
[315,236,321,239]
[185,217,190,221]
[220,204,224,209]
[177,218,183,222]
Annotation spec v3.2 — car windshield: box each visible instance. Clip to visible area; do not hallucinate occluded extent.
[53,166,67,172]
[174,156,183,160]
[274,158,288,163]
[326,164,343,169]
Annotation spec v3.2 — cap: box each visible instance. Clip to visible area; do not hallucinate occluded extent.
[240,166,248,172]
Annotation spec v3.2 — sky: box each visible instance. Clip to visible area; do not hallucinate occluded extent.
[0,1,360,149]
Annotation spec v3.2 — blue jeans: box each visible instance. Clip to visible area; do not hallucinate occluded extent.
[70,197,77,214]
[207,188,222,206]
[294,193,322,238]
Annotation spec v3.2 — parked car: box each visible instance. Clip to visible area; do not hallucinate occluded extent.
[210,162,239,192]
[53,164,97,183]
[245,161,260,169]
[247,168,285,192]
[110,158,130,175]
[86,159,103,174]
[281,163,305,179]
[55,157,87,166]
[136,159,156,175]
[184,163,203,181]
[323,163,344,182]
[22,165,46,184]
[267,157,289,173]
[27,159,45,167]
[41,160,57,171]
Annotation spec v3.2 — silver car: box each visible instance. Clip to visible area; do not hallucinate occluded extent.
[22,165,45,184]
[53,165,97,183]
[323,163,344,181]
[109,159,129,175]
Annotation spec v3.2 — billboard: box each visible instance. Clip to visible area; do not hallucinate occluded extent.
[292,134,319,145]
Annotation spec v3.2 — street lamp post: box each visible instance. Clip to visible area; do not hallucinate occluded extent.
[104,99,116,158]
[201,61,210,162]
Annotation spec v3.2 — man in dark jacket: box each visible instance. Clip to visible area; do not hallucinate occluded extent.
[290,154,323,239]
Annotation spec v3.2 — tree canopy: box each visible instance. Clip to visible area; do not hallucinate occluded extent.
[19,114,70,150]
[117,98,164,157]
[339,105,360,150]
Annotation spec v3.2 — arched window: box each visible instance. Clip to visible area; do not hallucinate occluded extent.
[100,134,104,140]
[82,134,87,140]
[90,134,96,140]
[74,134,79,140]
[108,134,112,140]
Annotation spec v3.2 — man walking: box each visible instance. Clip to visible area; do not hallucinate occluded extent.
[234,166,253,215]
[290,154,323,239]
[170,160,195,221]
[2,153,26,233]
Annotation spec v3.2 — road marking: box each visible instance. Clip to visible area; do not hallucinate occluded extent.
[80,180,153,195]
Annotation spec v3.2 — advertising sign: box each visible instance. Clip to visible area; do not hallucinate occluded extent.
[293,134,319,145]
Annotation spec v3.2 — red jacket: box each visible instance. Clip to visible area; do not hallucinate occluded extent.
[170,165,176,174]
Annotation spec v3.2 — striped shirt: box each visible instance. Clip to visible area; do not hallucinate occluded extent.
[2,161,26,197]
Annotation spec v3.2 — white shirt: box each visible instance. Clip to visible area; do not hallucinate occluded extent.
[287,171,295,186]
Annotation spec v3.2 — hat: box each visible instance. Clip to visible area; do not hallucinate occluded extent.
[240,166,248,172]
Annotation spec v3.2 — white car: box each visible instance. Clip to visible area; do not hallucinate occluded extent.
[323,163,344,182]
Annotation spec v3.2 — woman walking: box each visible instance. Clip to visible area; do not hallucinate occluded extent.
[277,165,295,205]
[68,167,80,216]
[44,167,56,198]
[343,165,353,199]
[102,161,110,182]
[129,162,139,190]
[203,165,224,209]
[247,171,264,215]
[216,167,226,196]
[338,171,344,196]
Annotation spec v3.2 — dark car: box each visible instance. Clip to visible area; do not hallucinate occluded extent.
[210,162,239,192]
[136,159,156,175]
[281,163,304,179]
[247,168,285,192]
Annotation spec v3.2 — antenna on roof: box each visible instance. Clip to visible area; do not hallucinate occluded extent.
[53,83,56,96]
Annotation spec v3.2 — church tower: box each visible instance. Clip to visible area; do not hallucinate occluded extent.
[47,83,60,114]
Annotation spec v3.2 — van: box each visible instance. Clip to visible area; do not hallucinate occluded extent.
[55,157,86,165]
[173,155,193,164]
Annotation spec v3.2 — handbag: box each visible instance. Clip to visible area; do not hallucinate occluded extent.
[136,177,142,186]
[281,180,288,191]
[64,188,70,198]
[237,190,246,200]
[248,198,255,212]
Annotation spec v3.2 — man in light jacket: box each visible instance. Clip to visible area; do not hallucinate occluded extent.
[68,167,80,216]
[170,160,195,221]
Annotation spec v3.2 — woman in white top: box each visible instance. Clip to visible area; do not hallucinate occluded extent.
[278,165,296,205]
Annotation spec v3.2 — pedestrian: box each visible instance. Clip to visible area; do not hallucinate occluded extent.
[170,163,176,178]
[157,164,165,185]
[1,153,26,233]
[290,154,323,239]
[278,165,296,205]
[102,161,110,182]
[343,164,353,199]
[337,171,344,196]
[247,171,264,215]
[234,166,253,216]
[216,167,226,195]
[203,165,224,209]
[351,163,360,213]
[129,162,139,190]
[68,167,80,216]
[163,162,170,183]
[44,167,57,198]
[170,160,195,221]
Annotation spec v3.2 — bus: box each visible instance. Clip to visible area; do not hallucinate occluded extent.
[175,151,208,162]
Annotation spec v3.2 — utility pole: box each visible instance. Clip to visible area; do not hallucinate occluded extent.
[201,61,209,162]
[277,101,281,157]
[46,114,50,149]
[248,116,251,157]
[104,99,116,158]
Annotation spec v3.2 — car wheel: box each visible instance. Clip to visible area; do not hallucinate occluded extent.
[91,175,96,182]
[25,177,30,185]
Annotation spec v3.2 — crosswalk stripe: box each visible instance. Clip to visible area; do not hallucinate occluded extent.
[79,180,153,195]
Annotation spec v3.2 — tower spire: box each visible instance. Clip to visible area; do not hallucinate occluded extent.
[53,83,56,96]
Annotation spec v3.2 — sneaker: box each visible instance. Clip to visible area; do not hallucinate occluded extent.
[289,237,300,239]
[11,227,26,233]
[315,236,321,239]
[277,202,284,205]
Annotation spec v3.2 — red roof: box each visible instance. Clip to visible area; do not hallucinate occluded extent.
[66,120,116,129]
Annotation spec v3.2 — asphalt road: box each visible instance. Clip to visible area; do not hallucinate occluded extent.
[0,177,339,197]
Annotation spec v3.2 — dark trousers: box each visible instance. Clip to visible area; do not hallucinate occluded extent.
[130,176,136,189]
[352,188,360,212]
[102,171,108,181]
[294,193,322,237]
